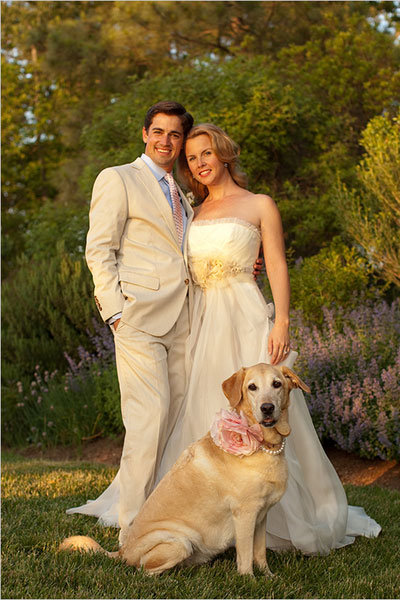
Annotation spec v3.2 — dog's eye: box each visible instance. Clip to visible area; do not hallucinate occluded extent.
[248,383,257,391]
[273,380,282,388]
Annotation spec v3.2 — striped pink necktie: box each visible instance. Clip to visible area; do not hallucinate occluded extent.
[164,172,184,246]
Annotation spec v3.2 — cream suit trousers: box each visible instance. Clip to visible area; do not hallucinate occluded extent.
[114,297,190,544]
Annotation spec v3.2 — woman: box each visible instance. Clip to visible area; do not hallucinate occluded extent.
[156,124,380,554]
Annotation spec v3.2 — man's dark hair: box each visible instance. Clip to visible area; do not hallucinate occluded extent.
[144,101,194,136]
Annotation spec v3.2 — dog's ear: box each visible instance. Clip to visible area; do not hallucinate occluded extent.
[280,366,311,394]
[222,368,246,408]
[275,407,291,437]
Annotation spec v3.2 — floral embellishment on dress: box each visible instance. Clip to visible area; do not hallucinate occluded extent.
[210,409,264,456]
[190,258,252,289]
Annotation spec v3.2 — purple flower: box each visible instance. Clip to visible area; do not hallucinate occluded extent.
[291,299,400,460]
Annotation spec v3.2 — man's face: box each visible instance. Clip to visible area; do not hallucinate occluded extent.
[142,113,184,172]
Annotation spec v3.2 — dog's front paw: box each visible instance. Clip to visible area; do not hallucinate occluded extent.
[238,570,255,578]
[263,567,275,579]
[236,562,254,577]
[255,562,275,578]
[265,570,275,579]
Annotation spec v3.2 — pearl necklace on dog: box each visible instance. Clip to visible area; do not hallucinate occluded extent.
[260,438,286,455]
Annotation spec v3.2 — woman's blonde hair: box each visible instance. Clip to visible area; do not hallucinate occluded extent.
[177,123,248,202]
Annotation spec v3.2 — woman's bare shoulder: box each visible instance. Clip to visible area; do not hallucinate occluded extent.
[254,193,276,206]
[250,193,279,220]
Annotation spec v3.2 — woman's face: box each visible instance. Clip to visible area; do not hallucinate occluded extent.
[185,134,225,186]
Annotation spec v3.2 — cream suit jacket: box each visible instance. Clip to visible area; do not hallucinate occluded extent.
[86,157,194,337]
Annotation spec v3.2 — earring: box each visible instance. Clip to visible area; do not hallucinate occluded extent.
[224,163,228,168]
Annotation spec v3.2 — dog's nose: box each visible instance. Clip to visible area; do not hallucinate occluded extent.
[260,403,275,416]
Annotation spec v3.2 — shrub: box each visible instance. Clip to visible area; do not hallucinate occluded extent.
[4,288,399,461]
[2,321,122,448]
[23,200,88,263]
[2,246,99,383]
[65,322,122,435]
[292,299,400,460]
[337,111,400,288]
[287,240,378,324]
[2,366,103,448]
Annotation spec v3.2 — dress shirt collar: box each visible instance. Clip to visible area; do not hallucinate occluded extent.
[141,153,169,182]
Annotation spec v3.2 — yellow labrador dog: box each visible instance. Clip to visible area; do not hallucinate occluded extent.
[60,364,310,576]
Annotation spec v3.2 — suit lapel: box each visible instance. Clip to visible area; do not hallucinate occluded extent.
[132,158,178,243]
[177,182,194,260]
[132,158,194,253]
[177,182,194,224]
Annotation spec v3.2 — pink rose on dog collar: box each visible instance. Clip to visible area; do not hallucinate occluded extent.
[210,409,264,456]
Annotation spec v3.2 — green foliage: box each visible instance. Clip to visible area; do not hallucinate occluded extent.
[2,370,98,449]
[337,111,400,287]
[2,2,400,275]
[278,189,339,257]
[1,54,62,274]
[23,200,88,262]
[287,240,377,324]
[80,57,336,256]
[2,247,98,382]
[2,363,122,449]
[90,363,123,436]
[80,16,400,257]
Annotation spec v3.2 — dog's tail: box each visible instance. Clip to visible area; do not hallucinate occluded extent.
[59,535,119,558]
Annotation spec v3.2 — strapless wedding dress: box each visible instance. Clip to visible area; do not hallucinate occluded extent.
[67,218,380,554]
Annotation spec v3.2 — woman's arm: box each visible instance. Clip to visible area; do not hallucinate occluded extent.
[258,195,291,365]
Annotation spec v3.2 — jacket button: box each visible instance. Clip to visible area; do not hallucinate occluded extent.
[184,278,189,285]
[94,296,102,311]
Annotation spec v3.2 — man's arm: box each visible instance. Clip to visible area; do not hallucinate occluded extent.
[86,167,128,322]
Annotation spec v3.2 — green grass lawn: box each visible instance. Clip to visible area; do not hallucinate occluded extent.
[2,451,400,599]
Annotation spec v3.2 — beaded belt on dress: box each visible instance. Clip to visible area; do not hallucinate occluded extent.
[190,258,253,289]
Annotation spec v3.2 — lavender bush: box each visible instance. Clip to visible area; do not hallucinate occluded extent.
[292,299,400,460]
[4,301,399,460]
[2,321,120,448]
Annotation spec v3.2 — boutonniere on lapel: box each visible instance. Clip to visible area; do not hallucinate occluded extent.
[185,191,196,206]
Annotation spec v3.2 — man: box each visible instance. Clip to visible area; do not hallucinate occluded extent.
[85,101,194,543]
